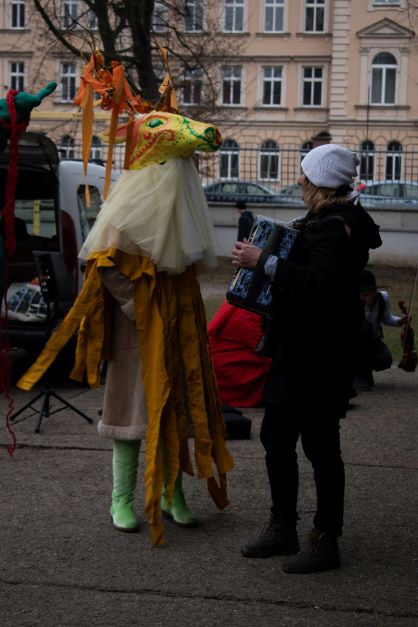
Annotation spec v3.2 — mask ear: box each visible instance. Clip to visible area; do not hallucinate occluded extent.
[101,123,129,145]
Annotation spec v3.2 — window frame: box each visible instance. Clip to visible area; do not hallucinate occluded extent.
[182,68,203,106]
[304,0,325,33]
[261,65,283,107]
[221,65,243,106]
[359,140,375,181]
[371,52,397,106]
[223,0,244,33]
[263,0,285,33]
[61,0,78,29]
[385,141,403,181]
[10,61,25,91]
[302,66,324,107]
[11,0,26,29]
[58,134,75,159]
[184,0,204,32]
[60,61,77,102]
[259,140,280,181]
[219,139,240,180]
[152,0,167,32]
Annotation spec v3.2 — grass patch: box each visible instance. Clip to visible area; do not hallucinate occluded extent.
[200,261,418,363]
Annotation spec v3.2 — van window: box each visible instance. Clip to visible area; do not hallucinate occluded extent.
[14,198,58,242]
[77,185,102,240]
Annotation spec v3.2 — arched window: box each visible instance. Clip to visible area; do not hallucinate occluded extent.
[359,140,375,181]
[386,141,402,180]
[371,52,397,105]
[219,139,239,179]
[300,140,313,162]
[90,136,102,161]
[59,134,74,159]
[259,140,280,180]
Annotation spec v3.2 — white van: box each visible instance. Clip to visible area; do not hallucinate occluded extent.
[0,131,116,352]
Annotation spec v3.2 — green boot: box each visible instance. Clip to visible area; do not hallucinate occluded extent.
[110,439,141,533]
[161,470,198,527]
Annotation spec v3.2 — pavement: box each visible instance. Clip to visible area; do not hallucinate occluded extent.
[0,362,417,626]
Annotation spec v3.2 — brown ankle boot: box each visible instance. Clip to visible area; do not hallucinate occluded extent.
[282,528,340,573]
[241,516,299,558]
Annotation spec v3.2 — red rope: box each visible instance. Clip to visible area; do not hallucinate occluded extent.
[1,90,31,456]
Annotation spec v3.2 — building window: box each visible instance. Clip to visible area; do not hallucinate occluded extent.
[61,0,78,29]
[60,62,77,102]
[221,66,242,105]
[182,68,203,105]
[224,0,244,32]
[262,66,282,106]
[304,0,325,33]
[152,1,167,32]
[11,0,25,29]
[259,140,280,181]
[300,140,313,161]
[371,52,396,105]
[184,0,203,32]
[10,62,25,91]
[302,67,323,106]
[264,0,284,32]
[59,135,75,159]
[86,9,98,30]
[359,140,375,181]
[386,141,402,180]
[90,136,102,161]
[220,139,239,179]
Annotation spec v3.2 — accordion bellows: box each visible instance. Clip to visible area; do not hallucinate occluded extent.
[227,215,299,317]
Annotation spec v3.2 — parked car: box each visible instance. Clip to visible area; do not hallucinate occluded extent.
[0,131,117,352]
[359,180,418,210]
[275,183,304,207]
[204,180,281,204]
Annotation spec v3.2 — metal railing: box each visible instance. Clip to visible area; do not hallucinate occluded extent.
[62,144,418,190]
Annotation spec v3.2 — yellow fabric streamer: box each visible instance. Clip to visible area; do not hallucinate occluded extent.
[17,249,234,545]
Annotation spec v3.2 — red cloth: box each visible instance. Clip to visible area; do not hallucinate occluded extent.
[208,301,271,407]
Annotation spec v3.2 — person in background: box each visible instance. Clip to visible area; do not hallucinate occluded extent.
[232,143,382,573]
[208,300,271,408]
[353,269,408,392]
[236,200,254,242]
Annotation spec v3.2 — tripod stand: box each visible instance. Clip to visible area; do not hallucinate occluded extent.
[10,251,93,433]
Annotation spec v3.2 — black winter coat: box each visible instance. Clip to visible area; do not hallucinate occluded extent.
[264,201,382,417]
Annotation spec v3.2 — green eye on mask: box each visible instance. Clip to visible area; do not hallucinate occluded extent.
[148,118,164,128]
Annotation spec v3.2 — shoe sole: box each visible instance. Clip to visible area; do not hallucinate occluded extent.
[241,544,299,558]
[110,515,140,533]
[161,509,198,528]
[282,559,341,573]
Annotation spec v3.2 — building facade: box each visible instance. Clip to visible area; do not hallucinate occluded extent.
[0,0,417,187]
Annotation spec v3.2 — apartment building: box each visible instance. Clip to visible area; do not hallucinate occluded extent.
[0,1,417,186]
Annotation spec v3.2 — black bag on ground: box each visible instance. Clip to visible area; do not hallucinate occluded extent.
[222,405,252,440]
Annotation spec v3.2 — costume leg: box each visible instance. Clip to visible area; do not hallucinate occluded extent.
[111,439,141,532]
[161,470,198,527]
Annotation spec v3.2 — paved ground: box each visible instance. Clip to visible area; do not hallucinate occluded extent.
[0,363,417,626]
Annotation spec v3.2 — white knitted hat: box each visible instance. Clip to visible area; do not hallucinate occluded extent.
[301,144,360,189]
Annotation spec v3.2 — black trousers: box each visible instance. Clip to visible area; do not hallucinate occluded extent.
[260,404,345,537]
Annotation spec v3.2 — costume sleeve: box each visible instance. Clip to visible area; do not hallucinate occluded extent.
[380,291,402,327]
[271,217,352,302]
[98,267,136,321]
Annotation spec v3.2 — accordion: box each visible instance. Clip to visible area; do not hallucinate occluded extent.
[226,215,299,318]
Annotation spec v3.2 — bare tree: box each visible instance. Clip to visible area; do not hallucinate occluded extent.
[33,0,242,119]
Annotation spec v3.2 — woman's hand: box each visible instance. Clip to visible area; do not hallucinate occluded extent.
[232,238,262,269]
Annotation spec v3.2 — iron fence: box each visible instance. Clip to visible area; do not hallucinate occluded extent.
[63,143,418,191]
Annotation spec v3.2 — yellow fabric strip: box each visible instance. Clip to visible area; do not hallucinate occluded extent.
[16,248,234,545]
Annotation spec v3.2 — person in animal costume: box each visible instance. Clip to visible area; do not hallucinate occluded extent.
[17,51,234,545]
